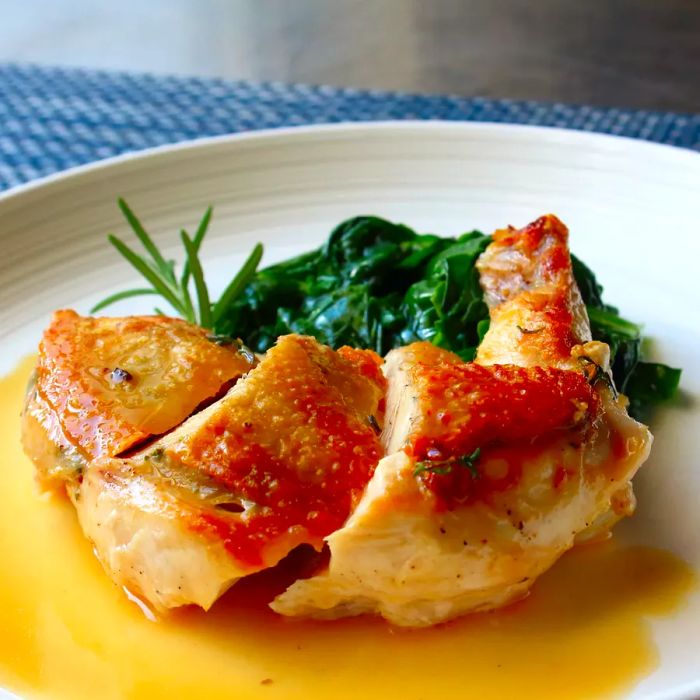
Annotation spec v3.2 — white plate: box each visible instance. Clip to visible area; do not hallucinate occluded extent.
[1,122,699,699]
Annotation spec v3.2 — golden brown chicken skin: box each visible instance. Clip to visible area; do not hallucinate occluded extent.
[22,310,255,487]
[475,213,591,370]
[76,335,386,611]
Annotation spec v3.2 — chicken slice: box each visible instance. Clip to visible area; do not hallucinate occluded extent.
[77,335,385,611]
[476,214,643,542]
[272,214,652,627]
[22,310,254,488]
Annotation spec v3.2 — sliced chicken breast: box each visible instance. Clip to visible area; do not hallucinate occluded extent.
[77,335,385,611]
[22,310,255,488]
[272,214,652,627]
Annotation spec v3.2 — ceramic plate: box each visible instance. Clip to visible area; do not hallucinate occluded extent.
[1,122,699,699]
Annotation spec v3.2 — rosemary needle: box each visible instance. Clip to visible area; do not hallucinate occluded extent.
[181,229,212,330]
[212,243,263,326]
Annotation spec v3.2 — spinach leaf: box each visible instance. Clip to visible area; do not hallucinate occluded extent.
[625,362,682,421]
[571,255,680,419]
[401,232,491,360]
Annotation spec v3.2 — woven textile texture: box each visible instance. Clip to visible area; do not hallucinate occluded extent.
[1,63,699,191]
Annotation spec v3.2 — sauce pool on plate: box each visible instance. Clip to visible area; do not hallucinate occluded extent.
[0,357,695,700]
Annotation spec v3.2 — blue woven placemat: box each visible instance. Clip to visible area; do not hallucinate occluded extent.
[1,63,699,192]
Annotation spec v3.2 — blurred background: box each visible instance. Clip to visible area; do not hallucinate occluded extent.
[2,0,699,112]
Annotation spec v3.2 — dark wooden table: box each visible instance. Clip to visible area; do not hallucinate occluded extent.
[2,0,699,112]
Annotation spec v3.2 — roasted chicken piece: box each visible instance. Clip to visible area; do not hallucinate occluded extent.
[22,312,385,612]
[76,335,385,611]
[273,215,652,626]
[22,310,255,488]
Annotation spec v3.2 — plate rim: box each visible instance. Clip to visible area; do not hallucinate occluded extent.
[1,120,698,206]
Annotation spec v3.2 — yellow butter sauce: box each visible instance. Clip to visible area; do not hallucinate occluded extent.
[0,356,696,700]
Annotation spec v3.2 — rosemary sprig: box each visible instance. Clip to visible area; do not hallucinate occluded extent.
[414,447,482,477]
[91,200,263,331]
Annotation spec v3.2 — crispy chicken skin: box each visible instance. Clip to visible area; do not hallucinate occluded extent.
[272,215,652,626]
[76,335,385,611]
[22,310,254,487]
[476,214,591,370]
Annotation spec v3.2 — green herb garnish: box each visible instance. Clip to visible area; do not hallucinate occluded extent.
[517,325,543,335]
[91,198,263,331]
[578,355,617,397]
[206,335,256,363]
[414,448,482,477]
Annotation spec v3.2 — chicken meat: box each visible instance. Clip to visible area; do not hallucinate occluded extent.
[272,215,652,626]
[22,215,653,625]
[24,324,385,612]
